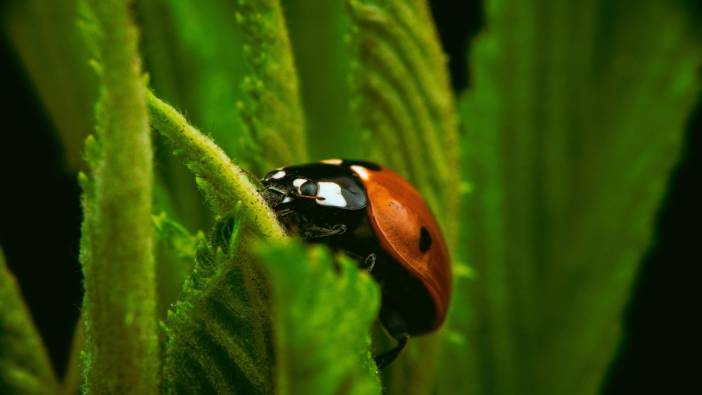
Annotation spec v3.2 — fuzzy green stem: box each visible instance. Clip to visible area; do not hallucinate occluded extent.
[146,91,287,241]
[80,0,158,392]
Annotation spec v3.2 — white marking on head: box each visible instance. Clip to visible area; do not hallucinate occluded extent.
[321,158,343,165]
[292,178,307,188]
[350,165,370,181]
[281,196,293,204]
[315,182,347,208]
[269,170,286,180]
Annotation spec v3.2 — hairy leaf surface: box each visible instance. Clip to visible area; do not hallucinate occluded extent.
[259,242,381,395]
[163,215,275,394]
[79,0,158,392]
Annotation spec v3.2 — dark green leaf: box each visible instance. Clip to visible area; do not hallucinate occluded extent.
[163,217,275,394]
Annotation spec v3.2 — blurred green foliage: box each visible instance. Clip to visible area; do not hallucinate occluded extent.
[1,0,700,394]
[1,250,58,394]
[453,1,701,394]
[3,0,96,170]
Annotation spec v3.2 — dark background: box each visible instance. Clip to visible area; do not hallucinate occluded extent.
[0,1,700,392]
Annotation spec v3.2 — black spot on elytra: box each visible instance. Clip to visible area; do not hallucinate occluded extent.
[419,227,432,252]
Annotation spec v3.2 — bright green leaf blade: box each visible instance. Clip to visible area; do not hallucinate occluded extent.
[3,0,97,170]
[0,249,59,395]
[259,241,381,395]
[346,0,460,242]
[449,1,702,394]
[234,0,308,169]
[283,0,360,160]
[79,0,159,392]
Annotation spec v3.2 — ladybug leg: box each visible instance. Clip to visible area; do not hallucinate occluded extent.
[375,310,410,369]
[274,207,296,217]
[301,223,347,239]
[374,333,409,370]
[360,253,376,273]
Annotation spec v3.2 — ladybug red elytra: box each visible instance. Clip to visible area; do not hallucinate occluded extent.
[261,159,451,368]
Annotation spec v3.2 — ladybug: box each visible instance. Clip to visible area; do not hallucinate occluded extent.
[261,159,451,368]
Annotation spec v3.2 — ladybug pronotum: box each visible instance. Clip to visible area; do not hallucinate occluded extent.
[261,159,451,368]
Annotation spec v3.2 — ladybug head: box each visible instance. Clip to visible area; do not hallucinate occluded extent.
[261,163,368,230]
[261,169,322,208]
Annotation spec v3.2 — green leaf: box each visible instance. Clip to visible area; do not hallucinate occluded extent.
[146,92,286,394]
[448,1,702,394]
[234,0,309,169]
[153,212,205,317]
[153,212,202,264]
[0,249,59,395]
[163,214,275,394]
[346,0,460,243]
[163,218,380,394]
[3,0,97,170]
[78,0,159,392]
[259,241,381,395]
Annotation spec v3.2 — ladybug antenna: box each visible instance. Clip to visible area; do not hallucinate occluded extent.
[292,192,325,201]
[374,334,409,370]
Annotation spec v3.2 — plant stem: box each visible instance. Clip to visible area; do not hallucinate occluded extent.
[146,91,287,241]
[80,0,158,392]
